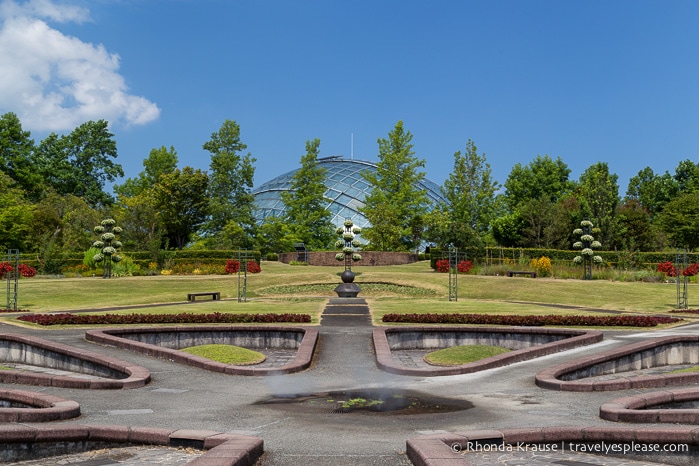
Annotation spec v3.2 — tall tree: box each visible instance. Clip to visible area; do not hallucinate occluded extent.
[577,162,620,246]
[152,167,209,249]
[203,120,257,241]
[280,138,335,250]
[35,120,123,207]
[431,139,499,249]
[625,167,678,219]
[0,172,34,251]
[498,155,574,247]
[0,112,42,199]
[657,192,699,250]
[503,155,573,209]
[360,121,428,251]
[114,146,178,198]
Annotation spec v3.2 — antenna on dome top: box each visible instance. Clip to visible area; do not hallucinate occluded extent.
[350,133,354,160]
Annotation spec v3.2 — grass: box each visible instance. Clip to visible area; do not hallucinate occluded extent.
[3,261,694,330]
[668,365,699,374]
[424,345,511,366]
[180,344,266,365]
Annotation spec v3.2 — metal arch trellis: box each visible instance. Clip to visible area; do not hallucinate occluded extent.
[6,249,19,311]
[676,249,688,310]
[237,250,257,303]
[446,247,468,302]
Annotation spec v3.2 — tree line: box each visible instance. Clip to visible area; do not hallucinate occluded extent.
[1,112,698,274]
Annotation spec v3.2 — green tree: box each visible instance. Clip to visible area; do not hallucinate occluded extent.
[503,155,573,209]
[0,172,34,251]
[254,216,299,256]
[203,120,257,240]
[657,192,699,250]
[430,139,499,249]
[35,120,123,207]
[673,159,699,194]
[280,138,335,250]
[114,146,178,198]
[611,199,657,252]
[577,162,619,246]
[152,167,209,249]
[499,155,575,247]
[625,167,677,219]
[360,121,428,251]
[0,112,42,199]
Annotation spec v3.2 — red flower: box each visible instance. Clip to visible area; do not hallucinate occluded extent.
[457,260,473,274]
[246,261,261,273]
[224,260,240,274]
[435,259,450,273]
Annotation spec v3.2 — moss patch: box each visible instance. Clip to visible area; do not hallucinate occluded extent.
[181,344,266,365]
[424,344,510,366]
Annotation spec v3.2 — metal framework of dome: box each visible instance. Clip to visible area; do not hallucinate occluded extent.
[252,156,444,230]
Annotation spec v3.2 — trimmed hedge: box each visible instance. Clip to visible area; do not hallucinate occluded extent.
[17,311,311,326]
[430,247,698,270]
[381,313,682,327]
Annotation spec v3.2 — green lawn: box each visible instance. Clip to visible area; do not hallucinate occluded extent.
[3,261,693,330]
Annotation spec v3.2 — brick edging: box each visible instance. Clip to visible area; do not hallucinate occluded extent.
[535,335,699,391]
[85,326,318,375]
[0,333,151,389]
[0,424,263,466]
[373,326,603,376]
[0,389,80,422]
[407,426,699,466]
[600,387,699,423]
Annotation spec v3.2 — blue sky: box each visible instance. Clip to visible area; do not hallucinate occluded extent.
[1,0,698,195]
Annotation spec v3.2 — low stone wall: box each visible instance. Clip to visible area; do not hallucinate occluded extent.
[407,427,699,466]
[277,251,420,266]
[600,387,699,423]
[0,389,80,422]
[85,326,318,376]
[0,424,263,465]
[0,334,151,389]
[535,335,699,391]
[374,327,602,377]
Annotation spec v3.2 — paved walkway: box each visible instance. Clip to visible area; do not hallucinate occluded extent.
[3,299,699,465]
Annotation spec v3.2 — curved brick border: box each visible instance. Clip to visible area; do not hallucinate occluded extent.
[0,424,263,466]
[601,387,699,423]
[0,389,80,422]
[0,334,151,389]
[373,326,603,376]
[535,335,699,391]
[407,426,699,466]
[85,326,318,375]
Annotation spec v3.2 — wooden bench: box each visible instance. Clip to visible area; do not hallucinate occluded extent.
[187,292,221,302]
[506,271,537,278]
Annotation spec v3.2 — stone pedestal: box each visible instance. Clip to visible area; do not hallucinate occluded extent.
[334,270,361,298]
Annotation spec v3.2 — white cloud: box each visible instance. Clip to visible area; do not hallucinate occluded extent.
[0,0,159,131]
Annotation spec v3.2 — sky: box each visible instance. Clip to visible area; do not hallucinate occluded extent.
[1,0,698,196]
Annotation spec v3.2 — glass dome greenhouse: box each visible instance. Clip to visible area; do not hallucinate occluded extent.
[252,156,445,230]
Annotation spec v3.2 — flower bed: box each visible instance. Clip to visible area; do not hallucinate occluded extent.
[17,312,311,326]
[381,313,681,327]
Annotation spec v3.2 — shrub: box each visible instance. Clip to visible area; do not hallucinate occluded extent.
[435,259,450,273]
[381,313,681,327]
[17,312,311,326]
[457,260,473,274]
[657,261,677,277]
[683,262,699,277]
[18,263,37,277]
[246,261,261,273]
[0,262,37,278]
[531,256,553,277]
[266,253,279,261]
[225,260,240,274]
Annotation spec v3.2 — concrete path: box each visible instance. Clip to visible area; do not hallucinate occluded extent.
[2,301,699,465]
